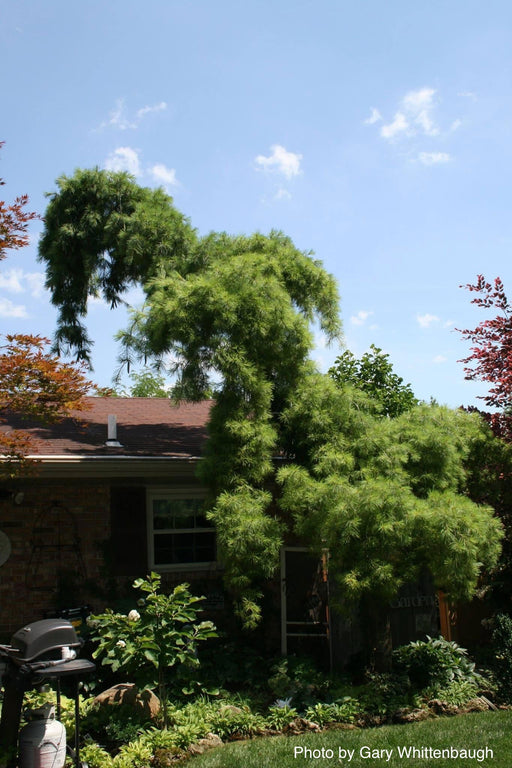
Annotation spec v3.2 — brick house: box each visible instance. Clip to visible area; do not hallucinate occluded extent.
[0,398,231,639]
[0,397,450,665]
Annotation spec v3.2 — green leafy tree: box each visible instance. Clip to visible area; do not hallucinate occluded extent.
[89,572,216,726]
[329,344,418,417]
[125,368,170,398]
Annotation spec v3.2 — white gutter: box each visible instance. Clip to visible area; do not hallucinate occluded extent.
[0,454,203,480]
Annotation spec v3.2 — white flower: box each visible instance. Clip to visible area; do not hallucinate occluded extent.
[116,640,126,648]
[275,698,293,709]
[128,610,140,622]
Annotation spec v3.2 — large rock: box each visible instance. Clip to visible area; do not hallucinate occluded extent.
[93,683,160,720]
[187,733,223,756]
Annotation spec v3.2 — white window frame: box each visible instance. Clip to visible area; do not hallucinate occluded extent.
[147,488,216,571]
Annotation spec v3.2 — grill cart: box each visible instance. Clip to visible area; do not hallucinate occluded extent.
[0,618,95,768]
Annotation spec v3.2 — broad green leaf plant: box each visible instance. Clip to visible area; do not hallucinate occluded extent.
[89,573,216,726]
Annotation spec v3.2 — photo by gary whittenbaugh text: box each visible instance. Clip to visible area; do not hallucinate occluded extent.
[293,745,495,762]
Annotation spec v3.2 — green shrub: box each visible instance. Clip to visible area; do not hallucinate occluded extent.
[305,699,359,725]
[266,704,298,730]
[141,725,192,753]
[112,737,153,768]
[393,635,480,691]
[422,679,480,706]
[184,640,268,695]
[491,612,512,702]
[80,741,114,768]
[206,704,265,739]
[89,572,216,726]
[267,656,330,707]
[358,672,410,716]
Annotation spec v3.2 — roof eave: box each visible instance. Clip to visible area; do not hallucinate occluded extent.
[0,454,202,480]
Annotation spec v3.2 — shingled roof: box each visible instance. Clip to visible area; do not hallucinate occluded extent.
[1,397,213,459]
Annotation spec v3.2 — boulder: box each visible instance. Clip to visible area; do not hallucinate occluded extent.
[427,699,459,716]
[187,733,223,755]
[284,717,321,734]
[393,707,431,723]
[93,683,160,720]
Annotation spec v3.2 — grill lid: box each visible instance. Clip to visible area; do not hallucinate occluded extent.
[10,619,80,662]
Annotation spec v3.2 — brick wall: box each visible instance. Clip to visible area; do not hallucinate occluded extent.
[0,480,110,639]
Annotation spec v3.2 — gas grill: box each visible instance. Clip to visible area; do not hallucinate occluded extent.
[0,618,95,767]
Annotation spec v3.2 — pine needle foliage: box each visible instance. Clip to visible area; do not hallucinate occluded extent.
[278,375,503,605]
[38,168,341,624]
[38,168,503,624]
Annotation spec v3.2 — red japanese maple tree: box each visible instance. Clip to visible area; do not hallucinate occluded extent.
[459,275,512,412]
[0,141,40,261]
[0,144,92,476]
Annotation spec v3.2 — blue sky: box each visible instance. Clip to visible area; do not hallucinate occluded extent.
[1,0,511,407]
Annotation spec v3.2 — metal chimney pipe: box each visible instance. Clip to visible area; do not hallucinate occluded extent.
[105,415,122,447]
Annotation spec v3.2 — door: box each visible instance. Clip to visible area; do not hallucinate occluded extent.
[280,547,331,667]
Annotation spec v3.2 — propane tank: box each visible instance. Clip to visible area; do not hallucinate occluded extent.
[19,704,66,768]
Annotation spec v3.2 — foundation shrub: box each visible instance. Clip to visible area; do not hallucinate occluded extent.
[358,672,410,716]
[267,656,330,708]
[392,635,481,691]
[266,704,299,730]
[173,639,266,697]
[304,699,360,725]
[422,679,480,706]
[205,705,265,740]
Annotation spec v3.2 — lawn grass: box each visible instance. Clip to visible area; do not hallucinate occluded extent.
[190,710,511,768]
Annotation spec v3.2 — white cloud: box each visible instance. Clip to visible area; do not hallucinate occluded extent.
[417,313,440,328]
[105,147,142,176]
[379,87,448,142]
[136,102,167,120]
[433,355,448,364]
[274,188,292,201]
[150,163,178,188]
[417,151,451,166]
[0,298,27,318]
[107,99,135,130]
[403,87,438,136]
[450,118,462,132]
[0,269,46,297]
[100,99,167,130]
[381,112,409,139]
[364,108,382,125]
[0,269,24,293]
[255,144,302,179]
[350,310,373,326]
[25,273,46,297]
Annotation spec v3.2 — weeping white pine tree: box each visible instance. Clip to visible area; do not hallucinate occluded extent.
[39,168,503,634]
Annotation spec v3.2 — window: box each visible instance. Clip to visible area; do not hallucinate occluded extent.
[147,490,216,570]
